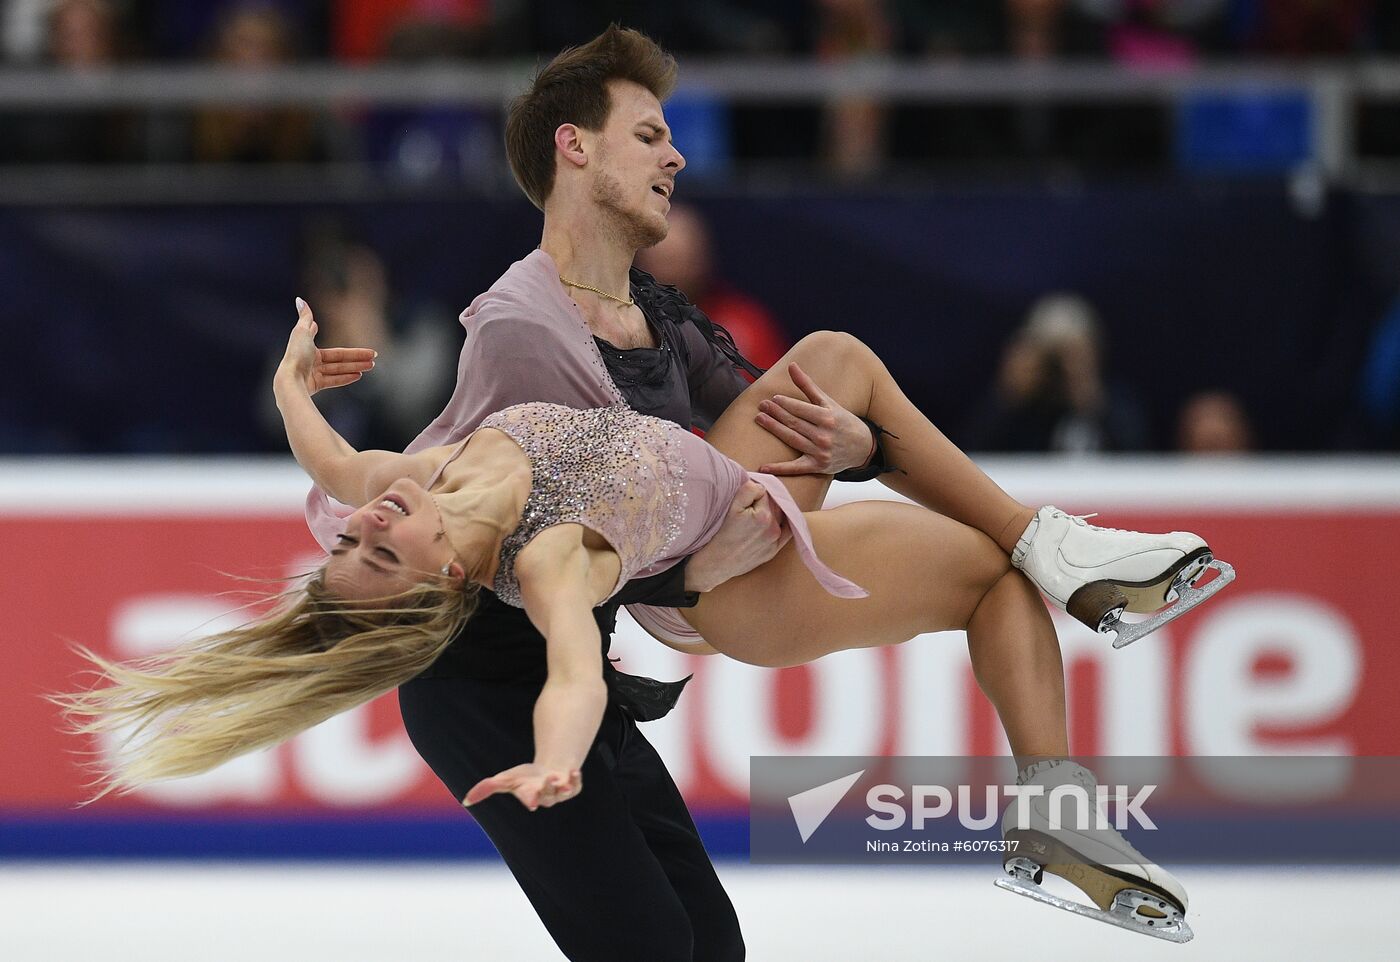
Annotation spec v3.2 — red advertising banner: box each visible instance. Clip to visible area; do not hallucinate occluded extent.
[5,460,1398,815]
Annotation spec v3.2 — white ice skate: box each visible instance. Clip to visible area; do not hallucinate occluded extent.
[1011,505,1234,648]
[995,760,1193,943]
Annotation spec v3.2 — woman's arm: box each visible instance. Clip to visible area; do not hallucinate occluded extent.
[464,526,610,810]
[274,299,413,506]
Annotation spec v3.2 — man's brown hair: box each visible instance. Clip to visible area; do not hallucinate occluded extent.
[505,25,678,211]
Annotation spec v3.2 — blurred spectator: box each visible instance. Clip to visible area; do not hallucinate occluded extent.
[355,1,501,186]
[995,0,1167,169]
[1073,0,1229,68]
[0,0,141,163]
[1006,0,1104,60]
[333,0,491,63]
[896,0,1003,58]
[814,0,895,178]
[188,4,332,163]
[964,293,1151,453]
[888,1,1172,174]
[1374,0,1400,54]
[124,0,329,61]
[1176,390,1254,453]
[261,220,457,452]
[2,0,49,61]
[634,203,791,369]
[517,1,791,57]
[1233,0,1372,58]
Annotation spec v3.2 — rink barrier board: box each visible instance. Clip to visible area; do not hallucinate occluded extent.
[5,458,1399,857]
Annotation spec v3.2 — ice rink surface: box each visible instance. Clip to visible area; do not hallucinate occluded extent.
[1,862,1392,961]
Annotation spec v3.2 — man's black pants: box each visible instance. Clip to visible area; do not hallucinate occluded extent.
[399,674,746,962]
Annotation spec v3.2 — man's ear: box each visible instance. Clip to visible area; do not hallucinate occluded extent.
[554,123,588,169]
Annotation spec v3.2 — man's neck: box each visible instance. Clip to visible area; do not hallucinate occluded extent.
[540,206,637,302]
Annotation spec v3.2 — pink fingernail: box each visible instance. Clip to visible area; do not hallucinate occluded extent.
[295,296,307,312]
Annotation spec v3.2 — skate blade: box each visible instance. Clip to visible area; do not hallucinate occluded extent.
[994,874,1194,943]
[1109,560,1235,649]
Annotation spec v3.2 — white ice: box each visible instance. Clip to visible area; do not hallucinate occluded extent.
[0,863,1392,961]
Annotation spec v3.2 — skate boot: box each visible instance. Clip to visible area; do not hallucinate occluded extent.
[1010,505,1234,648]
[995,760,1192,943]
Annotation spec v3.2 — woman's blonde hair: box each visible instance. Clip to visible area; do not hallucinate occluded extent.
[54,571,477,801]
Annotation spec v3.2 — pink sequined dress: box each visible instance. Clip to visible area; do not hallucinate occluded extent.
[469,401,867,617]
[303,249,864,647]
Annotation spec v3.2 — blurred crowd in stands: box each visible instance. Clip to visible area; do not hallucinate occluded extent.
[4,2,1399,458]
[254,202,1270,458]
[8,1,1400,176]
[7,1,1400,67]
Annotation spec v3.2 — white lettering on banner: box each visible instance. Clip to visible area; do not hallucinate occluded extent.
[111,595,247,657]
[292,711,422,806]
[278,553,427,805]
[1186,595,1359,800]
[122,746,282,806]
[109,595,281,805]
[893,632,970,785]
[703,648,882,795]
[1049,608,1170,759]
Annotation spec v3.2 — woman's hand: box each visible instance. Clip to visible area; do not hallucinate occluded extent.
[276,297,378,396]
[464,763,583,811]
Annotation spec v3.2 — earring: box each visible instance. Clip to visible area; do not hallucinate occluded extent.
[441,564,452,576]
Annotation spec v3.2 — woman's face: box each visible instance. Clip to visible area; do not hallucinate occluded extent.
[324,479,458,602]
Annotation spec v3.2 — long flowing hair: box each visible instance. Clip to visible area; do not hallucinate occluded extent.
[53,571,476,801]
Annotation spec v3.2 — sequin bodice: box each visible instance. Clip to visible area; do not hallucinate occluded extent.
[483,402,696,607]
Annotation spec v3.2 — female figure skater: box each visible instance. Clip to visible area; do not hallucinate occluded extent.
[64,298,1215,941]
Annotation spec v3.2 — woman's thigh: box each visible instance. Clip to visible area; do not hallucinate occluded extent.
[704,332,871,512]
[686,501,1009,667]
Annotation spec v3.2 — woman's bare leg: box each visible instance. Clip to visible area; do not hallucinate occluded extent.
[689,502,1068,763]
[708,331,1035,551]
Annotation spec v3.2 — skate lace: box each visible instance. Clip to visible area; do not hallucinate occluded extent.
[1064,511,1127,535]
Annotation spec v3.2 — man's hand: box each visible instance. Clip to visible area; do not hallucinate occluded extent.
[684,480,791,593]
[276,298,378,397]
[755,363,875,476]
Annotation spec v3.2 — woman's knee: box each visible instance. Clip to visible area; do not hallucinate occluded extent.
[792,330,872,370]
[950,528,1014,627]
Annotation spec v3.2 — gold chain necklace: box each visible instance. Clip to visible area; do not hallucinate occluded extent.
[559,274,634,308]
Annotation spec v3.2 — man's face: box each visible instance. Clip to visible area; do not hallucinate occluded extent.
[588,80,686,249]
